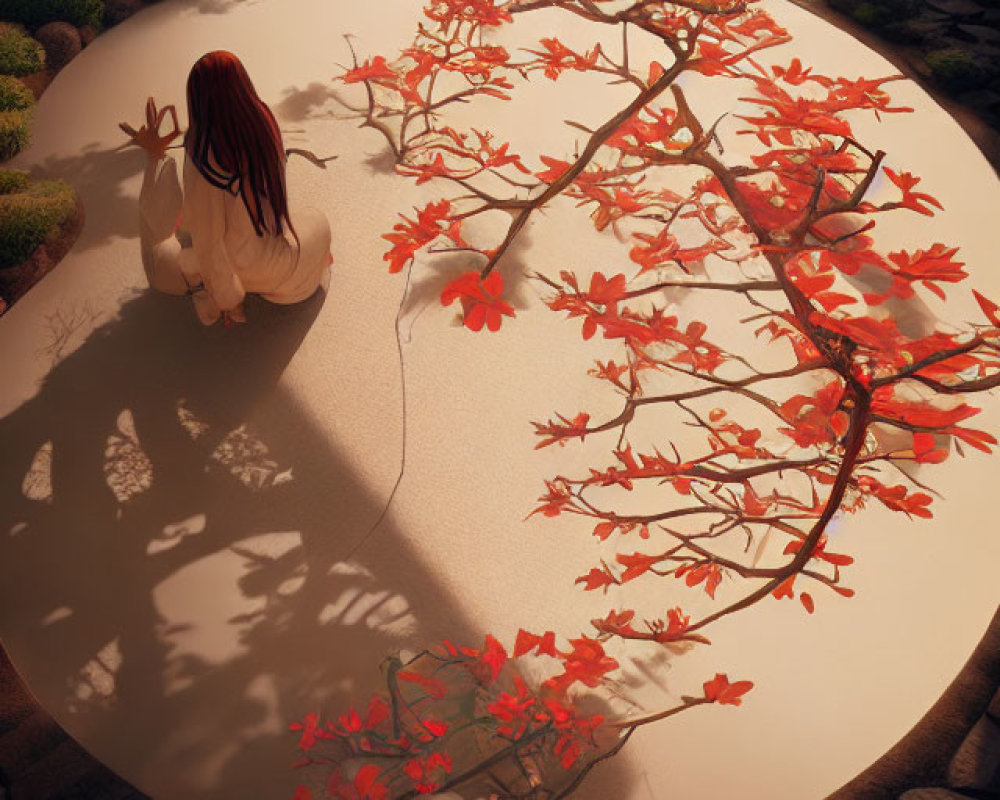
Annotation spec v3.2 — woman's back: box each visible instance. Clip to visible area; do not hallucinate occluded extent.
[180,154,331,311]
[125,51,332,324]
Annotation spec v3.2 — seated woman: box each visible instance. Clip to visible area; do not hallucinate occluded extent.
[121,50,332,325]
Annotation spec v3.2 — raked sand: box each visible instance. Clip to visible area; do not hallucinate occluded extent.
[1,1,999,798]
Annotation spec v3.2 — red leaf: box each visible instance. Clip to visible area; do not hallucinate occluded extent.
[587,272,628,306]
[536,155,571,183]
[365,696,390,730]
[615,551,661,583]
[548,637,619,693]
[973,289,1000,327]
[648,60,666,86]
[948,425,997,453]
[343,56,396,84]
[772,575,795,600]
[886,244,966,298]
[574,567,618,592]
[884,167,943,216]
[514,629,558,657]
[440,270,516,332]
[858,476,935,518]
[479,634,508,683]
[422,719,448,738]
[591,609,637,637]
[703,673,754,706]
[705,564,722,599]
[800,593,815,614]
[913,432,947,464]
[814,291,857,312]
[872,389,980,429]
[593,521,617,540]
[354,765,388,800]
[783,536,854,567]
[289,712,332,750]
[383,200,452,273]
[339,708,363,733]
[533,412,591,449]
[793,271,835,296]
[682,562,722,599]
[397,671,447,699]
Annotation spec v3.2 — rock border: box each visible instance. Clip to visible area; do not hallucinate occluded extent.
[0,1,167,317]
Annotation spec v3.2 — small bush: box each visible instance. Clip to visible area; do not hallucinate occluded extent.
[927,49,994,92]
[0,25,46,76]
[850,2,889,26]
[0,169,30,195]
[0,109,33,162]
[840,0,920,28]
[0,178,75,269]
[0,77,34,113]
[0,0,105,31]
[35,22,83,72]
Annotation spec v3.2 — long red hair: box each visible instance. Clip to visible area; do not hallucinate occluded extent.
[184,50,294,239]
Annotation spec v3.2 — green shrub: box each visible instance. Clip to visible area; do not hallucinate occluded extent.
[0,169,30,195]
[0,77,34,112]
[0,25,46,76]
[927,49,993,92]
[0,109,32,162]
[0,0,105,30]
[0,178,75,269]
[850,2,889,26]
[843,0,920,28]
[881,20,927,44]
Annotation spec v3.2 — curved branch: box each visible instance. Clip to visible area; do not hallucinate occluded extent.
[688,392,871,632]
[480,49,691,278]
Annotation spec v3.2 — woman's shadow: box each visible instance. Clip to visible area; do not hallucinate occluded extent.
[0,288,446,798]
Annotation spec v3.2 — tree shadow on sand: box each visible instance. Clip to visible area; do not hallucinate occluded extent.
[30,143,146,253]
[274,81,344,125]
[0,289,635,799]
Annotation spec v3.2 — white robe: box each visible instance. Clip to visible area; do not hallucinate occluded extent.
[139,152,331,324]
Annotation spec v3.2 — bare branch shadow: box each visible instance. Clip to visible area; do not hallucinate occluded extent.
[274,81,342,124]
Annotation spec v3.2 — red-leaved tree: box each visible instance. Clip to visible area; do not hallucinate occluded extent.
[288,0,1000,797]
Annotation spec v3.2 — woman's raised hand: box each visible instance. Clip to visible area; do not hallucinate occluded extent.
[119,97,181,161]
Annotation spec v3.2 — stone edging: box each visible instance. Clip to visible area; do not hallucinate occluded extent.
[18,1,158,100]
